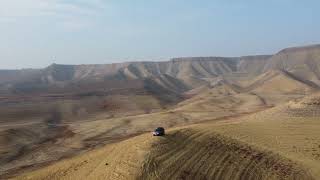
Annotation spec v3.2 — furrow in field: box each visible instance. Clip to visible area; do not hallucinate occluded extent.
[140,128,313,180]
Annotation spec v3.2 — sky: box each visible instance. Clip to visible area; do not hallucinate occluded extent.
[0,0,319,69]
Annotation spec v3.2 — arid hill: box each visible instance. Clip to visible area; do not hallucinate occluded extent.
[14,93,320,180]
[263,44,320,85]
[1,44,320,179]
[0,55,271,94]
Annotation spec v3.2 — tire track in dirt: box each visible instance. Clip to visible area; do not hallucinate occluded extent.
[139,128,314,180]
[14,124,315,180]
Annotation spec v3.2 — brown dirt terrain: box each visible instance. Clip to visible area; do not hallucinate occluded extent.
[0,88,269,178]
[0,73,316,179]
[1,44,320,179]
[12,94,320,180]
[141,129,312,180]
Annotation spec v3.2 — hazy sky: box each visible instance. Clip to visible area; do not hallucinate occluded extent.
[0,0,319,69]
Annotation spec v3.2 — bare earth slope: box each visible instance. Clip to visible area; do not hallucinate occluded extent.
[0,55,271,95]
[14,130,313,180]
[263,44,320,85]
[1,44,320,179]
[0,83,270,178]
[15,94,320,180]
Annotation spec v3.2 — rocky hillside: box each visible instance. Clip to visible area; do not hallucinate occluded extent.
[263,44,320,85]
[0,44,319,99]
[0,55,270,95]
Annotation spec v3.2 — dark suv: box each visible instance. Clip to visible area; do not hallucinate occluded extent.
[152,127,165,136]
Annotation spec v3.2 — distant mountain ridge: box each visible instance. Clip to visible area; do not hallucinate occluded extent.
[0,44,319,96]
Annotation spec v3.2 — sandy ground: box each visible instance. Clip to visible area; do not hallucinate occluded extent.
[0,92,270,178]
[12,94,320,180]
